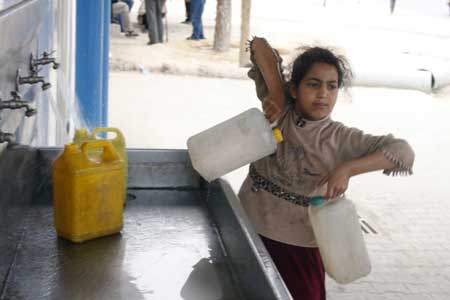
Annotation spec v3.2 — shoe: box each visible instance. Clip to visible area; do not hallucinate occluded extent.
[147,40,163,45]
[181,19,191,24]
[125,31,138,37]
[186,36,200,41]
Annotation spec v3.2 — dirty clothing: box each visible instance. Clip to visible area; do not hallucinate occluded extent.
[261,235,326,300]
[242,40,415,300]
[238,104,415,247]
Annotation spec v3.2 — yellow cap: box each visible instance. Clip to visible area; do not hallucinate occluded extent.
[65,143,79,154]
[74,128,89,139]
[272,128,284,143]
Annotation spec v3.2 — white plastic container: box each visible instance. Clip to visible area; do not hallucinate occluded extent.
[187,108,283,182]
[308,196,371,284]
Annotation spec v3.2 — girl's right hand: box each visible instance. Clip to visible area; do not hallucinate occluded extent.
[318,164,351,199]
[262,95,283,124]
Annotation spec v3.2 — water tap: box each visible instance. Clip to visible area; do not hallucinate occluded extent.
[0,91,37,117]
[0,131,14,144]
[31,52,59,70]
[16,68,51,91]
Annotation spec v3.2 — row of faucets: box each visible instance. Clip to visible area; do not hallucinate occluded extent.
[17,51,59,91]
[0,51,59,144]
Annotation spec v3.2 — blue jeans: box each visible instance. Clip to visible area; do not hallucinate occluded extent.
[190,0,205,39]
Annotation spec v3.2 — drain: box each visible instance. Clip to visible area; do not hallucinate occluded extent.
[358,216,378,234]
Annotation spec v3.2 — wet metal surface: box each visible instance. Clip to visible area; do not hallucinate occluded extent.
[0,148,291,300]
[35,148,203,190]
[2,190,240,300]
[207,180,292,300]
[127,149,202,189]
[0,145,37,286]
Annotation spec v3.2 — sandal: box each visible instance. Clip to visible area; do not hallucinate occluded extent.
[125,31,139,37]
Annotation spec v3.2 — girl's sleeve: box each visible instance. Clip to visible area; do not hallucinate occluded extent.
[247,63,268,102]
[337,126,415,176]
[247,55,294,104]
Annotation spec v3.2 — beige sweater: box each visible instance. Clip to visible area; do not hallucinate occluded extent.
[238,106,415,247]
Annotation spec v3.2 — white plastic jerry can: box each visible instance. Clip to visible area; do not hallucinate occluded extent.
[308,196,371,284]
[187,108,283,182]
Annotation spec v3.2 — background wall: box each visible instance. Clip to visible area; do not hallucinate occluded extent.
[0,0,76,157]
[0,0,77,285]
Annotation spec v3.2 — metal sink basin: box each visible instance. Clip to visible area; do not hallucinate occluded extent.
[0,146,291,300]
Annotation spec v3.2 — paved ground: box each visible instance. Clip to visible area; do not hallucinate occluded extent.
[109,1,450,299]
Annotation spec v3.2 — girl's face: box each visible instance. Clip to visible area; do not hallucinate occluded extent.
[290,62,339,121]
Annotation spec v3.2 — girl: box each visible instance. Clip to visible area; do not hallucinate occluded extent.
[238,45,415,300]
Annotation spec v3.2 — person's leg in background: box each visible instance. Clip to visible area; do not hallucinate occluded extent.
[155,0,164,42]
[112,16,125,32]
[189,0,205,40]
[111,2,125,32]
[182,0,191,23]
[145,0,164,44]
[196,0,205,39]
[137,1,148,32]
[112,2,138,36]
[389,0,396,14]
[142,13,148,31]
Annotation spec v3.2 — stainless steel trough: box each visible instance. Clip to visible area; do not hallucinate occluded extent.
[0,146,291,300]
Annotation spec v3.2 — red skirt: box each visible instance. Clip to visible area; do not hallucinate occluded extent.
[260,235,326,300]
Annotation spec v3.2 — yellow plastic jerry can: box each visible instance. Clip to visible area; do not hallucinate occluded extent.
[73,127,128,199]
[53,140,125,243]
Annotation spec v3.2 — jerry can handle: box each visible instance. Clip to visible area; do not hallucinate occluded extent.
[81,140,121,163]
[92,127,124,142]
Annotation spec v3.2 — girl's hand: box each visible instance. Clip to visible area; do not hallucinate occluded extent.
[318,164,352,200]
[262,95,283,124]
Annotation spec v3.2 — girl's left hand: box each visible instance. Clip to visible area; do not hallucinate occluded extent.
[318,165,352,200]
[262,95,283,124]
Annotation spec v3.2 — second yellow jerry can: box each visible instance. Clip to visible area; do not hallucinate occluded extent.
[53,140,125,243]
[73,127,128,198]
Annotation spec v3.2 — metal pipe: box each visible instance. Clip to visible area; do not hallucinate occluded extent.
[0,92,37,118]
[76,0,109,128]
[0,131,14,144]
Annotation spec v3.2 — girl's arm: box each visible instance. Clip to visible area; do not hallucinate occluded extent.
[247,37,287,123]
[318,124,414,199]
[338,127,414,176]
[319,150,397,199]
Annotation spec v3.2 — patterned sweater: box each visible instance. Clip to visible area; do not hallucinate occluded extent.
[238,106,415,247]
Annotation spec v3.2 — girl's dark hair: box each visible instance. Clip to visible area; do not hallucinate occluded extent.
[289,47,353,89]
